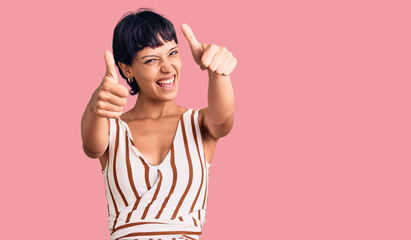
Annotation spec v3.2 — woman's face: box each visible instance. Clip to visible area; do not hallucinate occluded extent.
[129,37,182,101]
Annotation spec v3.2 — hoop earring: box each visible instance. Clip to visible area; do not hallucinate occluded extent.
[127,77,134,84]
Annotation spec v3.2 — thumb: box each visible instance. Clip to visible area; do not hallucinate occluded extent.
[104,50,118,83]
[181,23,202,54]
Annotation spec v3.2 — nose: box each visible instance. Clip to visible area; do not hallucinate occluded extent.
[160,59,173,73]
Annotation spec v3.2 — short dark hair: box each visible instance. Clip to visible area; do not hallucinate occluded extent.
[112,8,178,95]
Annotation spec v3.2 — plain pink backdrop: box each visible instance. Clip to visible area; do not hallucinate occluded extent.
[1,0,410,239]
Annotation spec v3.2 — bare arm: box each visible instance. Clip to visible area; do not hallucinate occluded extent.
[181,24,237,139]
[81,93,111,158]
[81,51,128,158]
[203,70,235,138]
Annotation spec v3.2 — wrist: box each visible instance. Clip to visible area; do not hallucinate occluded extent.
[207,69,229,80]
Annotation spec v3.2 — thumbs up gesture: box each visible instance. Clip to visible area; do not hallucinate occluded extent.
[90,50,129,119]
[181,23,237,76]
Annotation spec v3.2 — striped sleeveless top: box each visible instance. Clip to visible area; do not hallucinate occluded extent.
[102,108,211,240]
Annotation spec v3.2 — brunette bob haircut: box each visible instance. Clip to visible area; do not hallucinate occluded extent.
[112,8,178,95]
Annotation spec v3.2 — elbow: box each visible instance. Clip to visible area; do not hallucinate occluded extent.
[218,118,234,138]
[208,115,234,139]
[82,143,105,159]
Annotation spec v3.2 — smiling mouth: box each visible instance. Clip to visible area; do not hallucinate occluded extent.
[156,75,176,90]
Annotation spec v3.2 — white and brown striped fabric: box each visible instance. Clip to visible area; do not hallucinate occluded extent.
[102,109,211,240]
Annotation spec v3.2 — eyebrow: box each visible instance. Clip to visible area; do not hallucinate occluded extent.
[141,46,178,59]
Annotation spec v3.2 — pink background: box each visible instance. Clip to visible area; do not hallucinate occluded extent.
[1,0,410,239]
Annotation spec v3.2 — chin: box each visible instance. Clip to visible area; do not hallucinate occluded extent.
[160,89,178,101]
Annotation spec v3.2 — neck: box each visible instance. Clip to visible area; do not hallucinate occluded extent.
[128,92,181,119]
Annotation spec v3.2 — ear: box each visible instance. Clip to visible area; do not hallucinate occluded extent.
[118,62,133,78]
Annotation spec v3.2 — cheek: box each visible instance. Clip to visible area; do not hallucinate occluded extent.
[173,58,182,71]
[134,66,156,83]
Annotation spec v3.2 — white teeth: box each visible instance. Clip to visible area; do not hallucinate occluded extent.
[157,76,174,84]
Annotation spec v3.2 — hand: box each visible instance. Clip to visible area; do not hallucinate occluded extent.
[181,23,237,76]
[90,50,129,119]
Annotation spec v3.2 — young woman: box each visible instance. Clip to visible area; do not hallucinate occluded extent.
[81,9,236,240]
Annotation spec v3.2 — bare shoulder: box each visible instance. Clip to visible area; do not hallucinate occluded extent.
[198,108,219,142]
[119,110,133,122]
[198,108,219,164]
[198,107,234,139]
[98,118,110,170]
[99,147,109,170]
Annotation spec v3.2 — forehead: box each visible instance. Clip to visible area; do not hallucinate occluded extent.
[136,39,177,56]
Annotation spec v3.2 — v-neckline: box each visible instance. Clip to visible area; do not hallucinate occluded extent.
[118,109,191,168]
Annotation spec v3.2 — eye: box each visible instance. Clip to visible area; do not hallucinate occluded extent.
[144,59,155,64]
[169,50,179,56]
